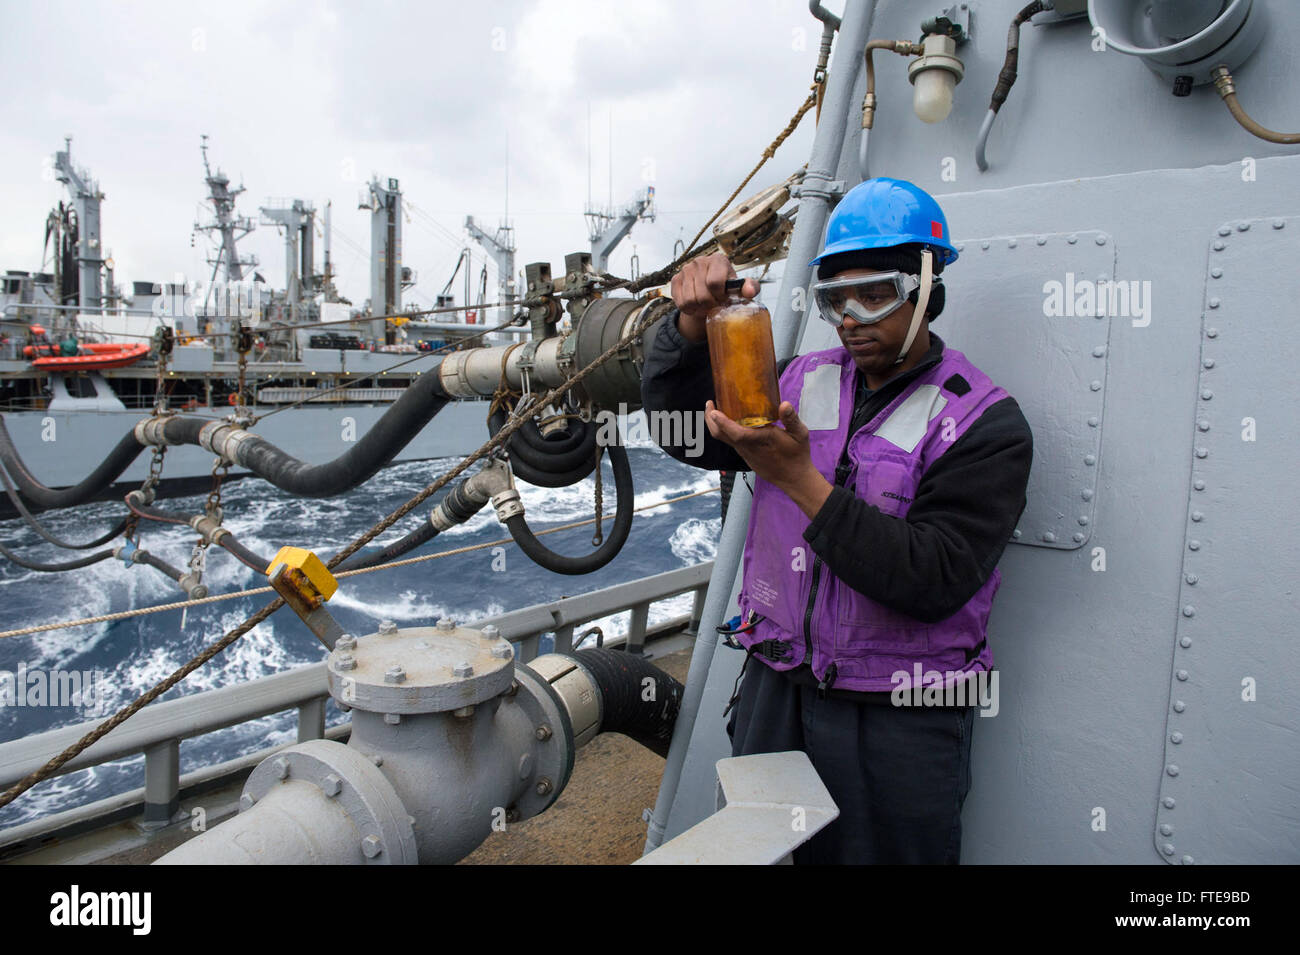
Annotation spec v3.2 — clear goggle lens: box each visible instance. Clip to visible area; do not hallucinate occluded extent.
[812,272,924,327]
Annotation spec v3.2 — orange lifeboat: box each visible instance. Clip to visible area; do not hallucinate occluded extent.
[25,342,151,371]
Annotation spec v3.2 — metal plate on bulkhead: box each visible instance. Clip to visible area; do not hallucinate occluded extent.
[932,230,1116,550]
[1153,217,1300,864]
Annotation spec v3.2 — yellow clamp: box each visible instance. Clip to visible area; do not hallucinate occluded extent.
[266,546,338,609]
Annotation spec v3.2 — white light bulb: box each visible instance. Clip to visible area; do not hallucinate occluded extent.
[913,68,955,123]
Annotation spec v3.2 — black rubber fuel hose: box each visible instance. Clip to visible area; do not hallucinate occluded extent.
[0,462,128,549]
[488,407,598,483]
[0,416,145,512]
[504,443,633,575]
[563,648,683,757]
[336,475,490,571]
[0,538,114,572]
[156,371,451,498]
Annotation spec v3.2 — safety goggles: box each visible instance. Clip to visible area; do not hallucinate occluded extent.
[811,271,928,327]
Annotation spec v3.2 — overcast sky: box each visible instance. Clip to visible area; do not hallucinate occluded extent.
[0,0,832,310]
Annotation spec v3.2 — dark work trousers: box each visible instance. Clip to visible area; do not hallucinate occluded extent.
[727,658,975,864]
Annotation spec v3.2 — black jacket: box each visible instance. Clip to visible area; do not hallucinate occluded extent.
[640,308,1034,695]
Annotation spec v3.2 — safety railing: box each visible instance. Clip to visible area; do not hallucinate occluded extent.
[0,561,712,849]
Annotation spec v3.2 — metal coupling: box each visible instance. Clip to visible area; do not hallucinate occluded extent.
[178,573,209,599]
[1211,65,1235,98]
[188,513,227,545]
[861,91,877,129]
[198,420,255,467]
[491,488,524,522]
[133,416,175,448]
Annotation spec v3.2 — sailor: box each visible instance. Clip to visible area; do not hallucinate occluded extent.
[640,177,1033,864]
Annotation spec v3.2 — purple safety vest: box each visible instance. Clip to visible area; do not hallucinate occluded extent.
[736,345,1008,693]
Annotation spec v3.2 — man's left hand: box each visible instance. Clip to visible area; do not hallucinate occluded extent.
[705,400,833,520]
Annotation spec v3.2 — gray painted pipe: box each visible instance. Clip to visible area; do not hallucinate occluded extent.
[641,0,879,854]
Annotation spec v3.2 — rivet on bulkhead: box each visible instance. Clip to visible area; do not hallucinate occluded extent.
[1081,489,1094,501]
[1090,381,1101,391]
[1173,700,1186,713]
[1193,479,1206,491]
[1210,268,1222,279]
[1205,329,1218,340]
[1036,235,1047,245]
[1191,511,1203,522]
[1200,390,1213,400]
[1182,855,1195,865]
[1163,843,1175,855]
[1084,454,1096,465]
[1078,516,1089,526]
[1163,797,1176,809]
[1042,531,1056,543]
[1212,240,1225,251]
[1008,238,1017,248]
[1185,573,1198,585]
[1095,235,1107,246]
[1012,529,1021,539]
[1273,219,1286,230]
[1188,540,1201,551]
[1217,225,1231,236]
[980,240,990,250]
[1068,234,1078,244]
[1087,416,1099,427]
[1160,823,1174,836]
[1207,297,1220,309]
[1170,733,1183,745]
[1092,346,1105,357]
[1180,636,1192,648]
[954,242,965,252]
[1195,448,1208,459]
[1166,765,1180,777]
[1236,221,1250,232]
[1182,605,1195,618]
[1073,533,1085,543]
[1176,669,1189,681]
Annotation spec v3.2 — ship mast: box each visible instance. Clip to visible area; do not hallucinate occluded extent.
[194,134,258,286]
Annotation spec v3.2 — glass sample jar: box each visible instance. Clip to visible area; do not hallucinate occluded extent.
[706,278,780,428]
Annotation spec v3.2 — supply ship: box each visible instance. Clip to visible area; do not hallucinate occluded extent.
[1,0,1297,868]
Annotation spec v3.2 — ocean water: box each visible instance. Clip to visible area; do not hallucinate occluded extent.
[0,427,722,829]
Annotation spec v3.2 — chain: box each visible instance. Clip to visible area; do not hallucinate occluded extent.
[151,326,174,414]
[591,442,605,547]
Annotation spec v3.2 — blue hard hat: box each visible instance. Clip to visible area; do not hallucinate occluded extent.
[810,177,958,269]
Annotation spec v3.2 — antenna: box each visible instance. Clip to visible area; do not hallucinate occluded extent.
[586,101,592,209]
[608,103,613,212]
[504,131,510,225]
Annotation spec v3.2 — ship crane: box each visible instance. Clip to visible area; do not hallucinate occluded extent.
[464,215,517,333]
[585,187,655,274]
[51,138,105,312]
